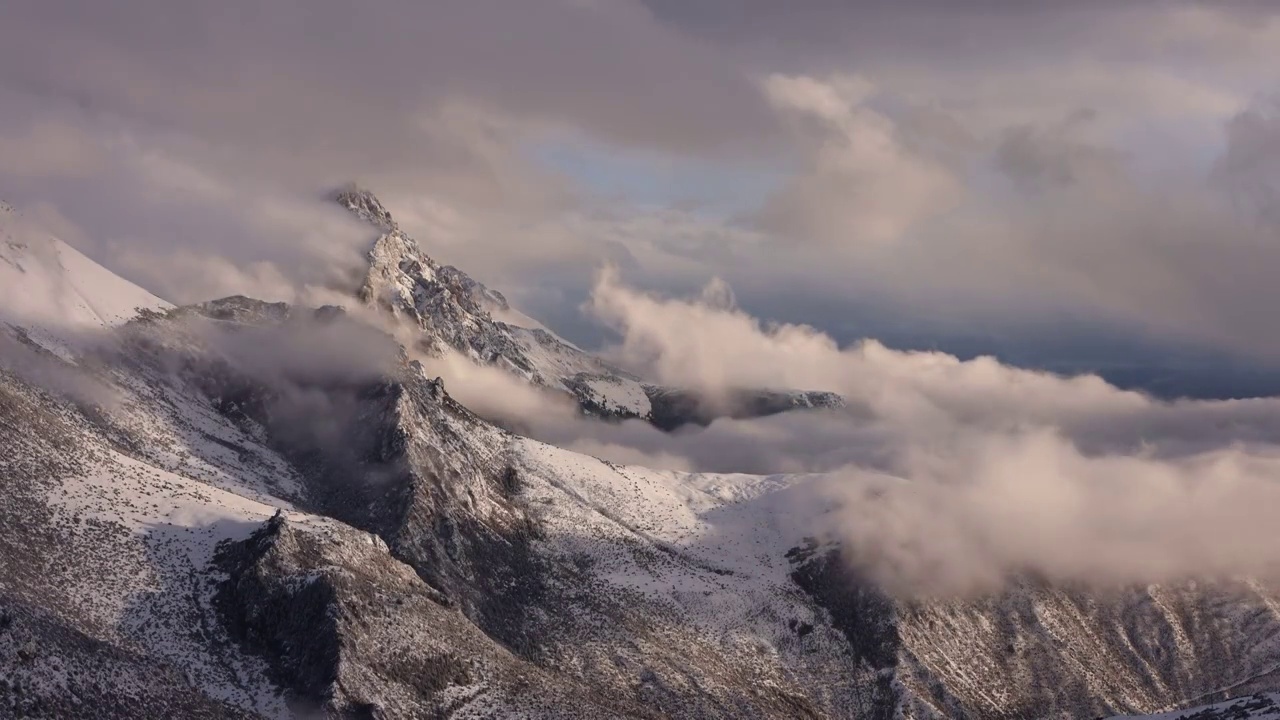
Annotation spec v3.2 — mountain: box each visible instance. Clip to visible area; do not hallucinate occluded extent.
[0,284,874,716]
[1,202,171,360]
[335,185,843,429]
[2,203,1280,719]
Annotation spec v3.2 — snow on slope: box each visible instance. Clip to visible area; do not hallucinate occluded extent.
[49,448,303,716]
[517,436,808,557]
[509,438,882,710]
[507,428,1280,719]
[3,191,1278,717]
[0,204,171,358]
[0,360,307,716]
[502,325,622,389]
[0,244,868,715]
[569,374,653,417]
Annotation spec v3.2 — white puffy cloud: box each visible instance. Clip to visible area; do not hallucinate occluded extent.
[756,74,962,250]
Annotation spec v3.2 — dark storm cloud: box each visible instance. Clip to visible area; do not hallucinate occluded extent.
[641,0,1266,58]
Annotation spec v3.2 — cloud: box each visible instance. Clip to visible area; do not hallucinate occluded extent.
[0,0,774,174]
[0,333,121,409]
[0,117,107,180]
[5,0,1280,370]
[993,110,1126,190]
[1214,95,1280,225]
[0,0,782,316]
[755,74,962,251]
[569,272,1280,593]
[809,429,1280,595]
[722,83,1280,364]
[169,309,402,386]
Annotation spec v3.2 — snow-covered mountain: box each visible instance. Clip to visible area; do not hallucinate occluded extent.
[336,185,843,429]
[1,202,171,360]
[3,202,1280,719]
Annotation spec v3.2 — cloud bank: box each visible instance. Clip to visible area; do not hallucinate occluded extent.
[530,273,1280,594]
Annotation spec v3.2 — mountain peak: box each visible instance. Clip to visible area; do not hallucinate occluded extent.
[335,183,397,232]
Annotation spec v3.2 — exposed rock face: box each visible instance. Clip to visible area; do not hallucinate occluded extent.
[213,513,641,718]
[644,386,846,431]
[334,185,397,233]
[787,542,901,720]
[891,578,1280,719]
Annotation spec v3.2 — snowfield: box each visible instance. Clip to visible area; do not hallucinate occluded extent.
[1,205,170,359]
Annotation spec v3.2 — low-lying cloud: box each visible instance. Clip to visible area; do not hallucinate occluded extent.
[540,272,1280,594]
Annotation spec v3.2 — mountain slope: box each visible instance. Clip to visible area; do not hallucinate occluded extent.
[0,251,873,716]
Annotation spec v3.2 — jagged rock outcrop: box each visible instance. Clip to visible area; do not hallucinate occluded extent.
[644,386,846,431]
[335,184,397,233]
[213,513,640,718]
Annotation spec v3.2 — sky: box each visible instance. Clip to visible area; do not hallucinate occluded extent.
[4,1,1280,394]
[6,0,1280,593]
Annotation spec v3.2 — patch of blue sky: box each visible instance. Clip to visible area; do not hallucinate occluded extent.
[527,130,791,218]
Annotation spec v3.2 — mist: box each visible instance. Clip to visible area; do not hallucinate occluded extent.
[5,235,1280,597]
[0,332,122,410]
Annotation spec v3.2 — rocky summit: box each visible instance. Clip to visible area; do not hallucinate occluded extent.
[336,186,843,429]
